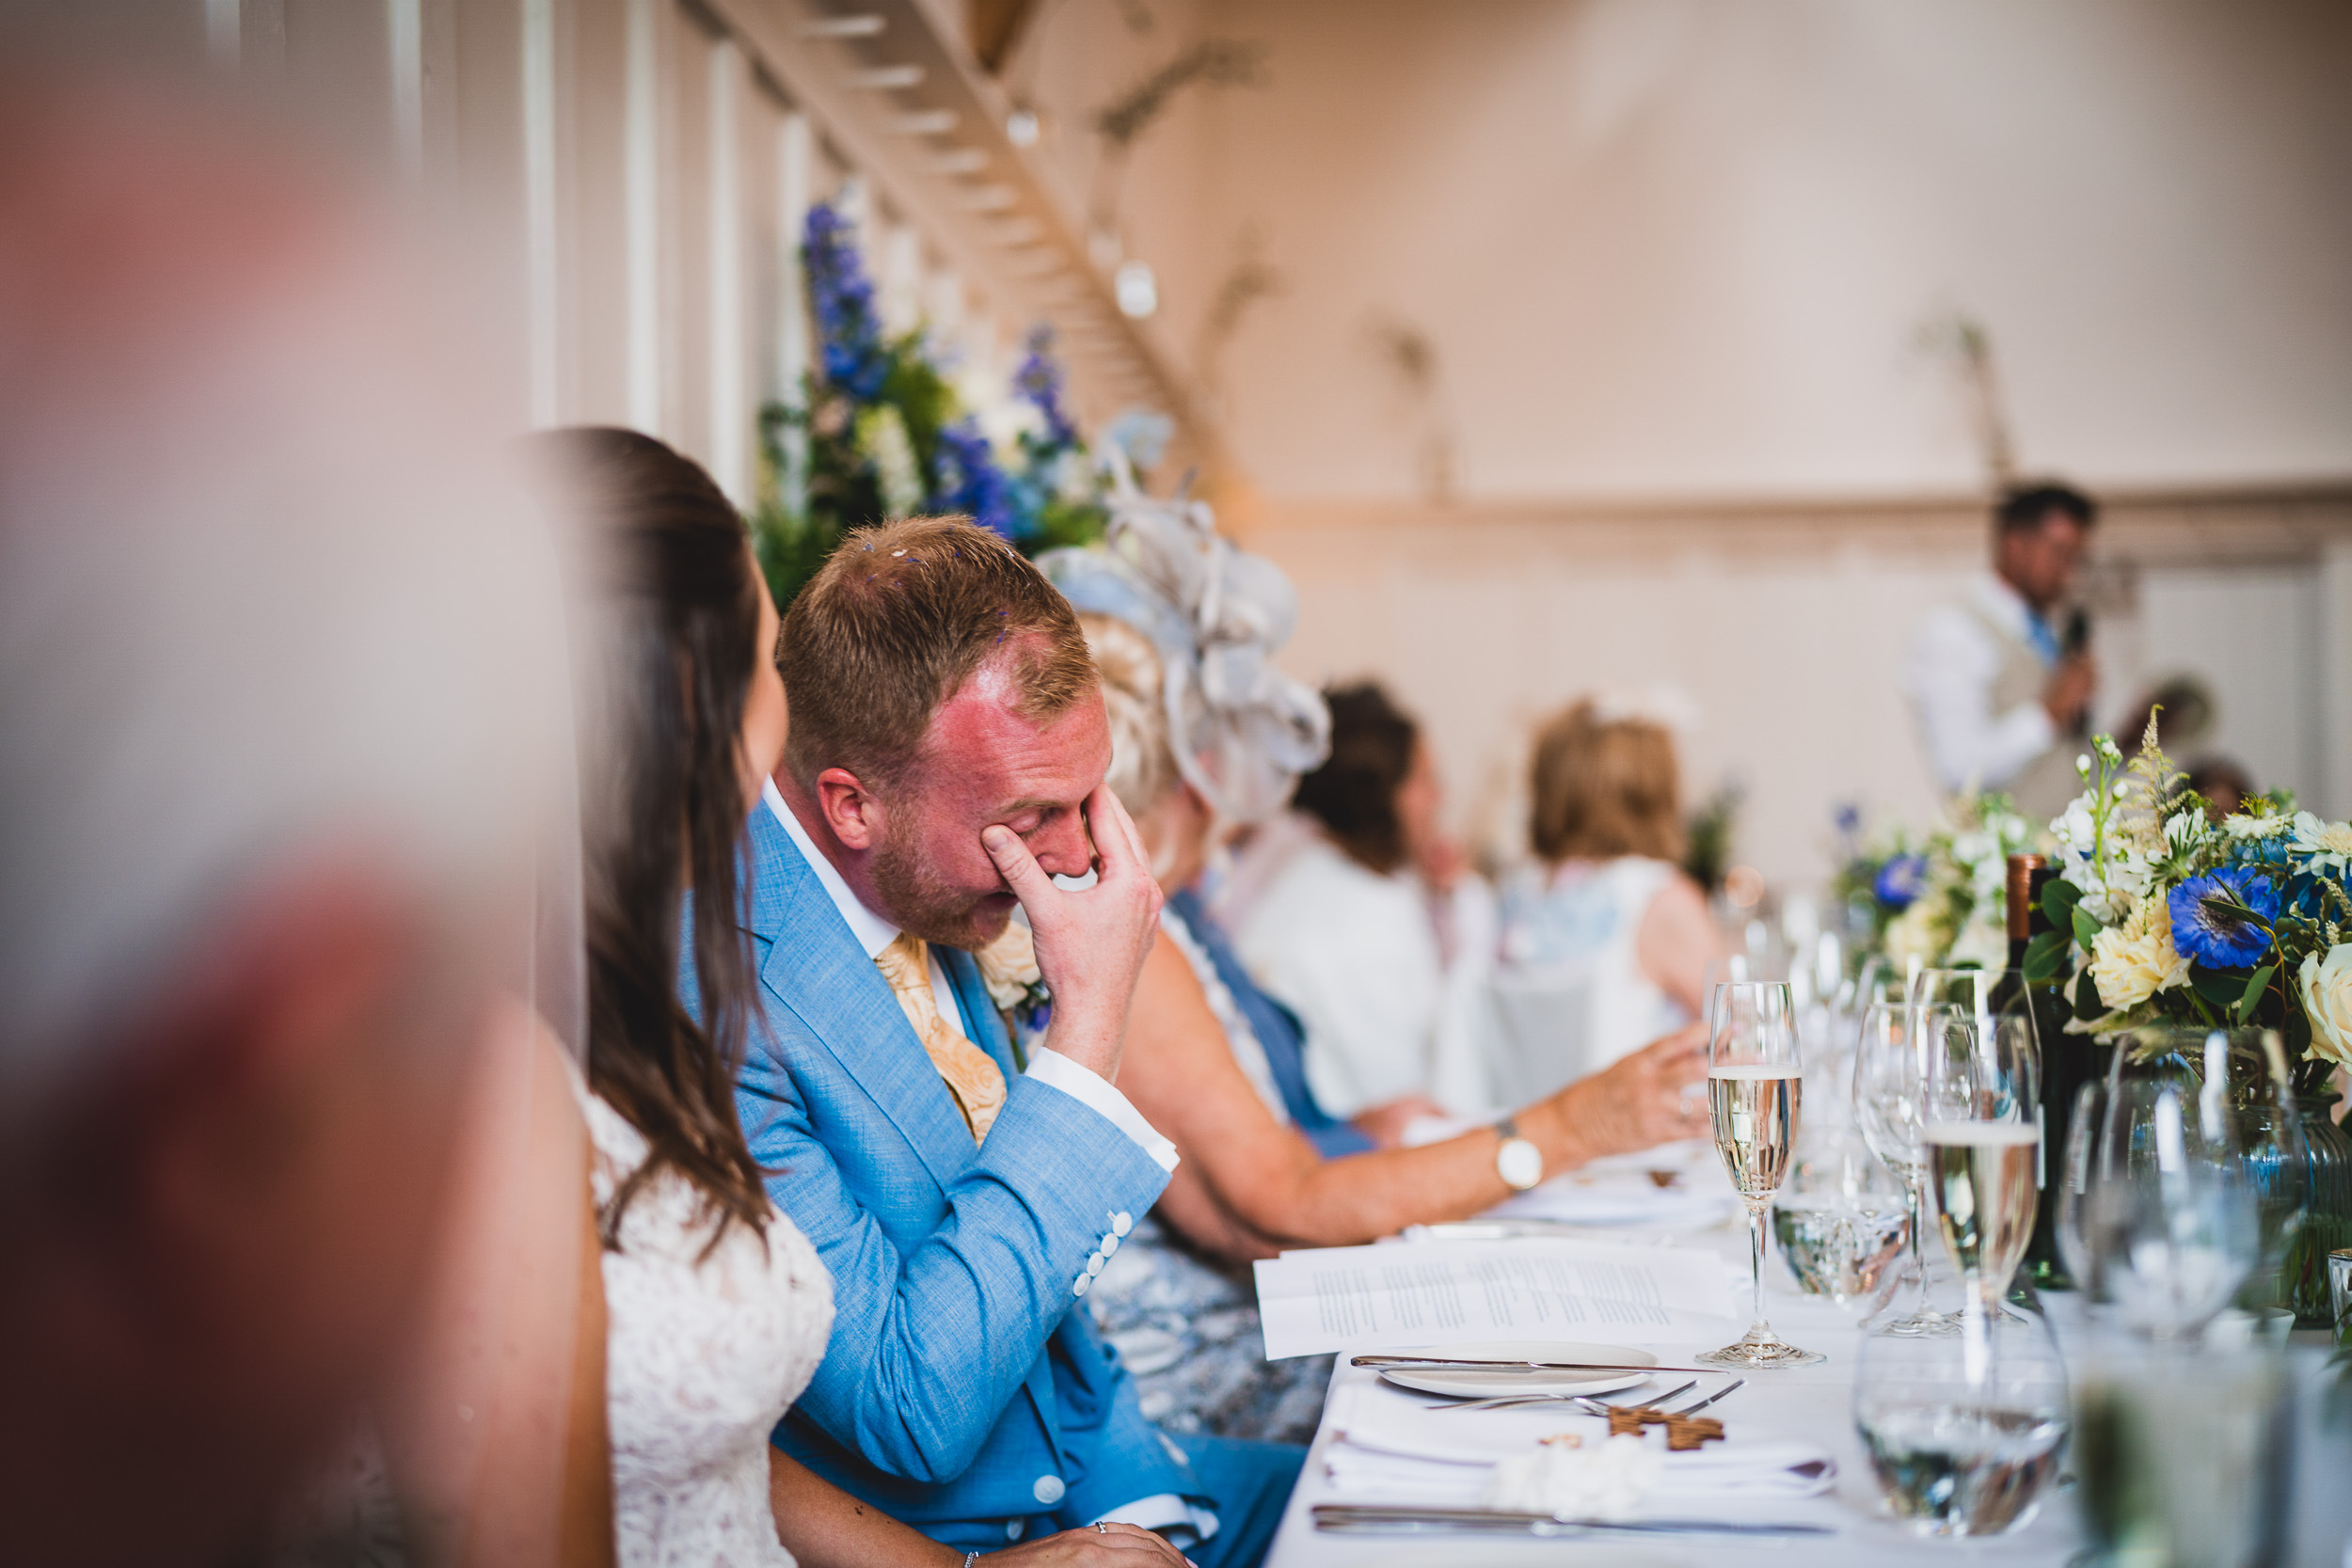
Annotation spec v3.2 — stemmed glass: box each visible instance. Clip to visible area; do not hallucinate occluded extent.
[2076,1050,2260,1339]
[1698,981,1825,1369]
[1851,1000,1947,1335]
[1918,1003,2041,1322]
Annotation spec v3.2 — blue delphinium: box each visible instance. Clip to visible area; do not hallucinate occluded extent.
[1873,853,1929,911]
[2167,867,2280,968]
[803,204,891,402]
[930,417,1020,541]
[1012,325,1078,451]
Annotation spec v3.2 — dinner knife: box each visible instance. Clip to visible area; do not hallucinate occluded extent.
[1311,1504,1832,1537]
[1352,1354,1722,1375]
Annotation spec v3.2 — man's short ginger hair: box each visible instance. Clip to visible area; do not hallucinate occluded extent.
[779,516,1098,793]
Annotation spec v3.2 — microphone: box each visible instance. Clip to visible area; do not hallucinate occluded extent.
[2062,609,2091,735]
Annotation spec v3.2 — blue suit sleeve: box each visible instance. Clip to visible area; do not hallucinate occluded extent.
[737,1023,1172,1485]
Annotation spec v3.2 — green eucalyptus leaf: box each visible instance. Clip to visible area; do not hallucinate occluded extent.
[2074,967,2106,1023]
[2071,907,2103,952]
[2235,964,2277,1023]
[2042,878,2082,928]
[2190,965,2249,1014]
[2024,929,2070,985]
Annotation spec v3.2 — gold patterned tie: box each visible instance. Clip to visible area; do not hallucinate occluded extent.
[873,931,1007,1144]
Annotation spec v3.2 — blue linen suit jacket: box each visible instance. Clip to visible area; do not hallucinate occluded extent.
[716,803,1189,1542]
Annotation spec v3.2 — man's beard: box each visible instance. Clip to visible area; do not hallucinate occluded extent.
[867,824,1013,952]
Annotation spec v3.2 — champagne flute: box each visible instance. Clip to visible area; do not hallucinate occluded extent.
[1699,980,1825,1369]
[1918,1005,2040,1319]
[1851,1000,1947,1335]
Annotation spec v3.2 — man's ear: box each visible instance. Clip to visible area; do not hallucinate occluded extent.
[814,767,885,852]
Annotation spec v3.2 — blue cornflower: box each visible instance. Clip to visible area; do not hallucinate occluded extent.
[930,417,1022,540]
[803,204,891,401]
[1012,325,1078,451]
[1873,854,1929,911]
[2167,867,2280,969]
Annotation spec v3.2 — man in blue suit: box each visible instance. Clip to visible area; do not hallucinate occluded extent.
[733,517,1304,1563]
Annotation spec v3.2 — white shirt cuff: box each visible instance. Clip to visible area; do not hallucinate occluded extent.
[1090,1493,1217,1545]
[1025,1048,1180,1173]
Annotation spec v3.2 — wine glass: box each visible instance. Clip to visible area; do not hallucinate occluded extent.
[1698,981,1824,1369]
[2082,1053,2260,1340]
[1851,1000,1947,1335]
[1918,1003,2040,1320]
[2056,1077,2109,1300]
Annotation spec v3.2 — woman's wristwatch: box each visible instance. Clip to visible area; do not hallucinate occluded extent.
[1494,1116,1543,1191]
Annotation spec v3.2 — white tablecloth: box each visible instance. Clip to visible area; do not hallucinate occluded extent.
[1261,1217,2352,1568]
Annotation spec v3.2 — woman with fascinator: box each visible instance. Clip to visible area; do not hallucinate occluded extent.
[1035,487,1707,1446]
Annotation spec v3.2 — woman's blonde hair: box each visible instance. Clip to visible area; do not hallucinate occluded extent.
[1078,612,1181,815]
[1528,699,1684,864]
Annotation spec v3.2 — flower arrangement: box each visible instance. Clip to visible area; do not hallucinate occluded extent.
[752,202,1113,607]
[2027,719,2352,1099]
[1833,793,2043,977]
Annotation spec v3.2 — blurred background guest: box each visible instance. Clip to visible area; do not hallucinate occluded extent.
[1492,697,1727,1084]
[2186,755,2258,820]
[0,78,595,1568]
[1903,483,2101,818]
[1220,684,1497,1136]
[1044,514,1707,1446]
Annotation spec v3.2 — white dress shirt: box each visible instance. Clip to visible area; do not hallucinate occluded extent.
[1902,571,2060,796]
[761,780,1177,1173]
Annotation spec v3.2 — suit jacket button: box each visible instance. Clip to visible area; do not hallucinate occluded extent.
[1006,1521,1025,1541]
[1033,1475,1066,1507]
[1086,1254,1105,1276]
[1102,1233,1120,1258]
[1112,1212,1133,1236]
[1073,1273,1090,1297]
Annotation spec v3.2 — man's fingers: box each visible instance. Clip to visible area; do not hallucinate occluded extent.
[982,823,1060,910]
[1084,783,1150,883]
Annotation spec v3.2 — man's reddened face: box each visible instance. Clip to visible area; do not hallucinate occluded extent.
[880,658,1110,949]
[1998,514,2089,612]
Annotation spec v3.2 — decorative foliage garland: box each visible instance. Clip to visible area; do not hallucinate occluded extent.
[752,203,1115,608]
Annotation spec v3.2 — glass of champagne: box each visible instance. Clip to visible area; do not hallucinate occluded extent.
[1918,1004,2040,1319]
[1851,1000,1947,1335]
[1699,980,1824,1369]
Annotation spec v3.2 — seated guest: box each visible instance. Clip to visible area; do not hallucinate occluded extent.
[739,518,1300,1565]
[1041,518,1708,1446]
[1225,683,1494,1131]
[544,433,1181,1568]
[1495,697,1726,1069]
[0,87,596,1566]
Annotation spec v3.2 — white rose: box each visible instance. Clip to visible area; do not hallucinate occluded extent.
[2090,898,2188,1013]
[2296,945,2352,1068]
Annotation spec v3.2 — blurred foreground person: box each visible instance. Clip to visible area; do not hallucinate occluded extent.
[1494,697,1725,1073]
[1903,482,2100,818]
[544,429,1181,1568]
[1042,506,1708,1443]
[0,83,598,1566]
[1222,683,1495,1133]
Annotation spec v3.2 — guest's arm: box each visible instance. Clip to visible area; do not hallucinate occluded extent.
[739,1037,1169,1485]
[766,1452,1190,1566]
[1122,930,1705,1260]
[1632,871,1727,1021]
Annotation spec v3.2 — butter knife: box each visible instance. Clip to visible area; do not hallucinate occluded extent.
[1311,1504,1831,1537]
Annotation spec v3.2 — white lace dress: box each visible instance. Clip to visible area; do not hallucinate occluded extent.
[584,1090,834,1567]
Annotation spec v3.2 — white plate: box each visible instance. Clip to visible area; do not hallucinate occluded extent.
[1375,1340,1658,1400]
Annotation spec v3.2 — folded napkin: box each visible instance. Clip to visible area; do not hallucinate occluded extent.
[1481,1184,1738,1230]
[1323,1381,1836,1505]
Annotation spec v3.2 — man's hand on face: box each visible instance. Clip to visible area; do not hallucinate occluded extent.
[980,783,1163,1082]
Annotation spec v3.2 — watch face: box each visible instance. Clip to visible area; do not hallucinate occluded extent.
[1498,1137,1542,1191]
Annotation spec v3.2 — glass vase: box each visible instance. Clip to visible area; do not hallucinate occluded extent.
[2270,1096,2352,1328]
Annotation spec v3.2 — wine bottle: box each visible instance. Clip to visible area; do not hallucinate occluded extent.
[2000,852,2084,1288]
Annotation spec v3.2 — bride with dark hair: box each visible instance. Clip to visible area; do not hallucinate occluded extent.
[543,426,1186,1568]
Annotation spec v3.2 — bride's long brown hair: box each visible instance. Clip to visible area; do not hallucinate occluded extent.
[541,426,771,1250]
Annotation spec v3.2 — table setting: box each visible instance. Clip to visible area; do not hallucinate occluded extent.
[1254,922,2352,1568]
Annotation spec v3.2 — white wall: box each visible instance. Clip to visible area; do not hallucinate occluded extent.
[1160,0,2352,499]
